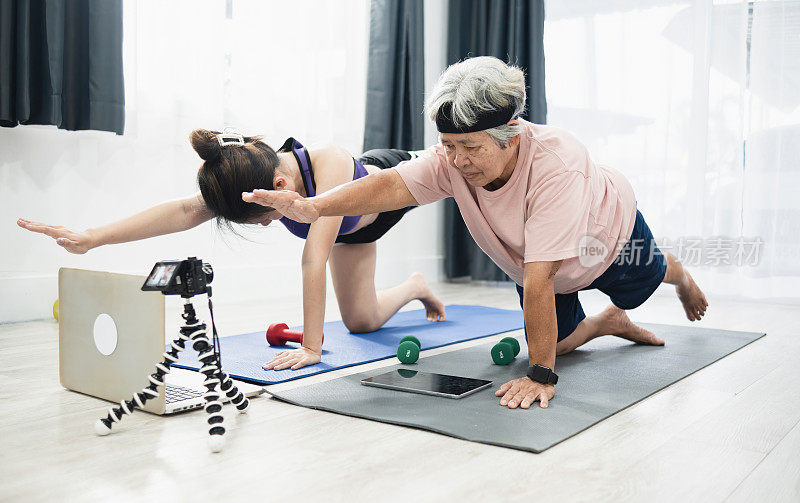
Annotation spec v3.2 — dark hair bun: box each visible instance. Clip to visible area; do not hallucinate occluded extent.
[190,129,222,162]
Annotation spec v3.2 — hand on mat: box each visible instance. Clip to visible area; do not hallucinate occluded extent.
[495,377,555,409]
[17,218,95,254]
[242,189,320,224]
[263,346,321,371]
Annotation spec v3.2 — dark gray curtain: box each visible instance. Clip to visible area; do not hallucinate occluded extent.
[363,0,425,151]
[0,0,125,134]
[444,0,547,281]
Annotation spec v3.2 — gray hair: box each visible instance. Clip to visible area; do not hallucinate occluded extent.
[425,56,527,148]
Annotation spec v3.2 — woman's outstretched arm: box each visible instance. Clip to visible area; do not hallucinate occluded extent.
[243,168,417,223]
[18,192,213,254]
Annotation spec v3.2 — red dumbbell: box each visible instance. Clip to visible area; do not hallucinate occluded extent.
[266,323,324,346]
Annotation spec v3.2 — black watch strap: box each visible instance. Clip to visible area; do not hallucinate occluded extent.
[526,364,558,385]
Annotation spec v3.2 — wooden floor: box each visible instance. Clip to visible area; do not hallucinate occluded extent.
[1,282,798,502]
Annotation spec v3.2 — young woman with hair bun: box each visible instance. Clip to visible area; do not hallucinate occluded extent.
[18,128,445,371]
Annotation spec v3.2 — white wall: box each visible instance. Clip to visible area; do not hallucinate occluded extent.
[0,0,451,323]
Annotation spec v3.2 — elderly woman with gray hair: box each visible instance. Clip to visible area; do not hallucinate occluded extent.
[244,56,709,410]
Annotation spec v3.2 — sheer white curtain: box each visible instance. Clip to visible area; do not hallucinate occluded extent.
[544,0,799,302]
[225,1,369,153]
[124,0,369,151]
[119,0,370,303]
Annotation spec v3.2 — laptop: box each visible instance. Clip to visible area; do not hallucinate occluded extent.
[58,267,263,415]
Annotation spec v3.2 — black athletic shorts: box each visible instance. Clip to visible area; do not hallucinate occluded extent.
[334,149,415,245]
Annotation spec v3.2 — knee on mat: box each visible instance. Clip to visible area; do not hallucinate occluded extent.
[344,317,382,334]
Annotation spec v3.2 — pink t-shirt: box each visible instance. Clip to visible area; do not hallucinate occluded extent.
[393,120,637,294]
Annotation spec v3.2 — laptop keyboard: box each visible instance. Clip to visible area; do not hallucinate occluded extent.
[165,384,204,404]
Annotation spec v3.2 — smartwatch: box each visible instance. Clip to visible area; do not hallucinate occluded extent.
[526,364,558,385]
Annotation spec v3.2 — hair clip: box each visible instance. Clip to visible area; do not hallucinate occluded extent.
[217,127,244,147]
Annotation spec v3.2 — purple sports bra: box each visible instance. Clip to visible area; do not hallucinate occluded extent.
[277,138,369,239]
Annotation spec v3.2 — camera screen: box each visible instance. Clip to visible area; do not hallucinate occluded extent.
[145,263,177,288]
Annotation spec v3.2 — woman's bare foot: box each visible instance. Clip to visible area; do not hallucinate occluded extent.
[409,272,446,322]
[597,304,665,346]
[675,270,708,321]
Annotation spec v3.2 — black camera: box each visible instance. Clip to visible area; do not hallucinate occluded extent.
[141,257,213,298]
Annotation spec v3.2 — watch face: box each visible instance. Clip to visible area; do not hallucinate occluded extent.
[528,365,554,384]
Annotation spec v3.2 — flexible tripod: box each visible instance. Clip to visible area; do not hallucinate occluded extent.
[94,298,249,452]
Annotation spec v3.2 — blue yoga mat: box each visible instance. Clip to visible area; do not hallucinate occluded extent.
[171,304,523,385]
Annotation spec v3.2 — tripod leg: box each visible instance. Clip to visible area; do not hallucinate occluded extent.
[94,331,190,435]
[219,372,250,413]
[193,336,226,452]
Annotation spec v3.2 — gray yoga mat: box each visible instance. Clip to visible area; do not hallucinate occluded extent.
[268,323,765,453]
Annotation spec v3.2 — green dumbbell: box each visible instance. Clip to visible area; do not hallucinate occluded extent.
[400,335,420,348]
[500,336,520,356]
[491,336,521,365]
[397,335,421,364]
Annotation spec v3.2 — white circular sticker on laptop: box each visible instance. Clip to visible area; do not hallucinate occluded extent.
[93,313,118,356]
